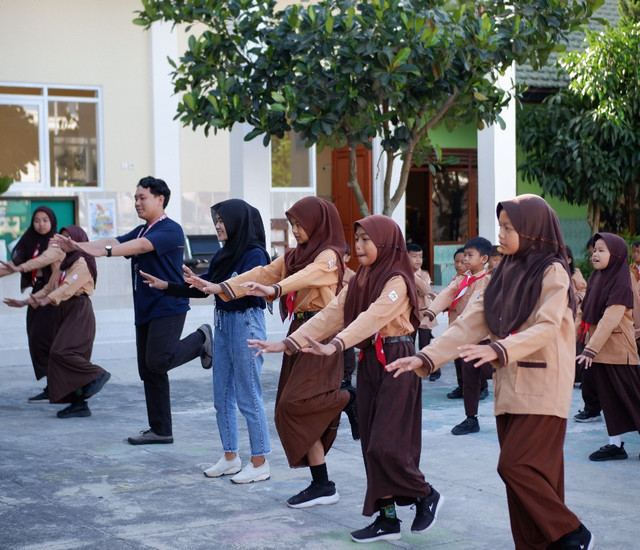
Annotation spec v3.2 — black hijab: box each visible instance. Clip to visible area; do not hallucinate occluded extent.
[581,232,634,324]
[484,194,574,338]
[208,199,270,283]
[11,206,58,291]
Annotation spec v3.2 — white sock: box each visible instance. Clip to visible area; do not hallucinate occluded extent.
[609,435,622,447]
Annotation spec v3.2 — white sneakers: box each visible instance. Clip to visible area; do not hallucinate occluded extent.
[230,460,270,484]
[204,455,270,484]
[204,455,242,478]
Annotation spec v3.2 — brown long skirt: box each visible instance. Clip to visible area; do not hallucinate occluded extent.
[496,414,580,550]
[48,296,105,404]
[592,362,640,436]
[358,341,430,516]
[274,318,348,468]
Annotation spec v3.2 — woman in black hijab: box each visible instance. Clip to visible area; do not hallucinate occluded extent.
[1,206,64,400]
[141,199,273,484]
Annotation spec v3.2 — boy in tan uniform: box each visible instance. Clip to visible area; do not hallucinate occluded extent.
[425,237,493,434]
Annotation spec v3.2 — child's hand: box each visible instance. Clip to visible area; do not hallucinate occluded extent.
[300,334,336,356]
[3,297,27,308]
[240,282,275,297]
[385,356,423,377]
[139,270,168,290]
[0,260,20,274]
[576,353,593,369]
[248,339,286,356]
[458,344,498,367]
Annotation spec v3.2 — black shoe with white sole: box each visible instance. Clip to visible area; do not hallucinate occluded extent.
[411,487,444,533]
[351,514,401,543]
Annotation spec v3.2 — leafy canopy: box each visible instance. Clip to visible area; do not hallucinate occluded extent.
[135,0,601,215]
[518,21,640,231]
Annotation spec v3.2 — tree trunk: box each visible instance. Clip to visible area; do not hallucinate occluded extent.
[348,145,370,218]
[587,201,600,235]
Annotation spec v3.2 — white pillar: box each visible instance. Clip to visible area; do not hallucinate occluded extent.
[477,64,517,243]
[150,21,182,223]
[229,124,272,252]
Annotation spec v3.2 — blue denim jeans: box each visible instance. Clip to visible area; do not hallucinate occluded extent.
[213,307,271,457]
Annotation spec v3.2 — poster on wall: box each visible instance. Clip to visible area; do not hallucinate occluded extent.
[89,199,116,240]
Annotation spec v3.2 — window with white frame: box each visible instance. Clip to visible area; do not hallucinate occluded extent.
[0,85,102,189]
[271,131,315,189]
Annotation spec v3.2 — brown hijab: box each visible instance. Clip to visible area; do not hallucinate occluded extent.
[581,232,634,324]
[60,226,98,285]
[344,215,420,340]
[484,194,574,338]
[279,196,345,319]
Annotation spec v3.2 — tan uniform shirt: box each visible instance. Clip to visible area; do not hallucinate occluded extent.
[32,257,95,305]
[220,250,340,313]
[414,269,437,329]
[427,269,489,323]
[414,263,576,418]
[581,305,639,366]
[571,269,587,308]
[17,246,65,274]
[284,275,414,354]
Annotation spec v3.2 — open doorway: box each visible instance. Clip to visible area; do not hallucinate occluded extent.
[405,149,478,280]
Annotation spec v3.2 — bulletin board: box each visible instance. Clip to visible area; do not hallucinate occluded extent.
[0,197,78,261]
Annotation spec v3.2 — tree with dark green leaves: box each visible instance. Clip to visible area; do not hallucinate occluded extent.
[518,21,640,233]
[134,0,601,216]
[619,0,640,23]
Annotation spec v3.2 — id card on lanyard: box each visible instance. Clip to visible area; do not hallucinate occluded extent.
[132,214,167,292]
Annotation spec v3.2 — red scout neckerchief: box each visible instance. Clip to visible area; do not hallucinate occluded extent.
[578,320,590,343]
[58,270,66,285]
[450,271,486,310]
[30,244,40,285]
[358,332,387,367]
[286,291,296,320]
[635,265,640,279]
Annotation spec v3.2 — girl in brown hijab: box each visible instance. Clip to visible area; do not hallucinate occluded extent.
[576,232,640,462]
[251,215,442,544]
[387,195,594,550]
[187,196,352,507]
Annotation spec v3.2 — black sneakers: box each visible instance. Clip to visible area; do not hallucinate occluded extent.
[128,429,174,445]
[351,514,401,543]
[286,480,340,508]
[428,370,441,381]
[57,401,91,418]
[451,416,480,435]
[28,387,49,403]
[411,487,444,533]
[558,523,595,550]
[447,386,463,399]
[83,371,111,398]
[589,442,628,461]
[574,409,602,423]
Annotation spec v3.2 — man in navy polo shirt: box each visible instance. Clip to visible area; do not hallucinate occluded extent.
[55,176,212,444]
